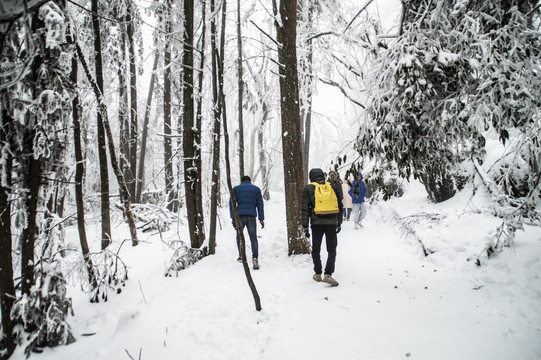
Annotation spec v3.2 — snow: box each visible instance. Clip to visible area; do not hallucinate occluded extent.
[10,180,541,360]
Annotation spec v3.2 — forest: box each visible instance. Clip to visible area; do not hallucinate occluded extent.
[0,0,540,358]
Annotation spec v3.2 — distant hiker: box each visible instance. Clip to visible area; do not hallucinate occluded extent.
[301,168,343,286]
[326,170,342,186]
[348,172,367,229]
[230,175,265,270]
[342,175,352,221]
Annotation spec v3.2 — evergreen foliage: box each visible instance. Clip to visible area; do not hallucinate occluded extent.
[11,264,75,357]
[359,0,540,201]
[359,0,541,250]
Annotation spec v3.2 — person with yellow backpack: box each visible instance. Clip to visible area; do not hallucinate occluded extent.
[301,168,343,286]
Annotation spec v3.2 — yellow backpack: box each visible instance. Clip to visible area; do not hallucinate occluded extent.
[311,182,339,215]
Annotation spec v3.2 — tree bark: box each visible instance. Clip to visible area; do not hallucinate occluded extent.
[91,0,112,250]
[136,52,159,203]
[183,0,205,248]
[274,0,310,255]
[126,1,138,203]
[0,108,16,359]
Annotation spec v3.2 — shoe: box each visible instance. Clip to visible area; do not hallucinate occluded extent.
[357,221,364,228]
[354,222,358,230]
[313,274,322,282]
[252,258,260,270]
[323,274,339,286]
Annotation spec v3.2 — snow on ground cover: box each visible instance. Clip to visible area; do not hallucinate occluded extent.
[11,182,541,360]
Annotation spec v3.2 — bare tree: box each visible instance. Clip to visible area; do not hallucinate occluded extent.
[91,0,112,250]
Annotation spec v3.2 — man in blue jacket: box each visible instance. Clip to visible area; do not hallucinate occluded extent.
[230,176,265,269]
[348,172,367,229]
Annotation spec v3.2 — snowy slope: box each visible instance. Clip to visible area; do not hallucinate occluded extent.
[11,182,541,360]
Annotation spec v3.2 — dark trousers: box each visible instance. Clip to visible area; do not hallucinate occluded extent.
[343,207,352,219]
[311,224,337,275]
[235,216,258,259]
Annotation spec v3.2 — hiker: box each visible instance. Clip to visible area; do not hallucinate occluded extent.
[301,168,343,286]
[348,171,367,229]
[326,170,342,186]
[230,175,265,270]
[342,175,352,221]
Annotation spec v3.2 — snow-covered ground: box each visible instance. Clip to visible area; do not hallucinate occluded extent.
[11,180,541,360]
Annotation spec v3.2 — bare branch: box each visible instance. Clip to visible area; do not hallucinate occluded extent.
[343,0,374,34]
[318,77,366,109]
[250,19,280,47]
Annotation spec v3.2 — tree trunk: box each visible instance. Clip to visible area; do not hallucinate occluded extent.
[208,0,224,255]
[183,0,205,248]
[275,0,310,255]
[0,108,16,359]
[126,1,138,203]
[91,0,112,250]
[136,52,159,204]
[236,0,245,179]
[163,0,177,212]
[193,0,206,247]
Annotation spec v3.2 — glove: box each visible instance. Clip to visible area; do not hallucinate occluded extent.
[336,225,341,234]
[303,227,310,238]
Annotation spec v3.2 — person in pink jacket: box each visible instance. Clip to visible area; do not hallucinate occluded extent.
[341,176,352,221]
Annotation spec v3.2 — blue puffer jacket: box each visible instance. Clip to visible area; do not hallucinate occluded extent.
[229,181,265,220]
[349,177,367,204]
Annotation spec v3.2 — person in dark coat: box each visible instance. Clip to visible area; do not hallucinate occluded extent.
[301,168,343,286]
[230,176,265,269]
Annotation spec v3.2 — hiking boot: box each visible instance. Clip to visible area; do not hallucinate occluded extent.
[354,222,358,230]
[313,274,322,282]
[357,221,364,228]
[323,274,339,286]
[252,258,260,270]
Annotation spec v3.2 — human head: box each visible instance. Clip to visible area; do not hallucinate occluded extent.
[241,175,251,183]
[357,172,363,179]
[309,168,325,183]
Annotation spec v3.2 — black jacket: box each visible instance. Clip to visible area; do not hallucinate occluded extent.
[301,168,343,228]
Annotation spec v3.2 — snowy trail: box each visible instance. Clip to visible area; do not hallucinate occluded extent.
[18,196,541,360]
